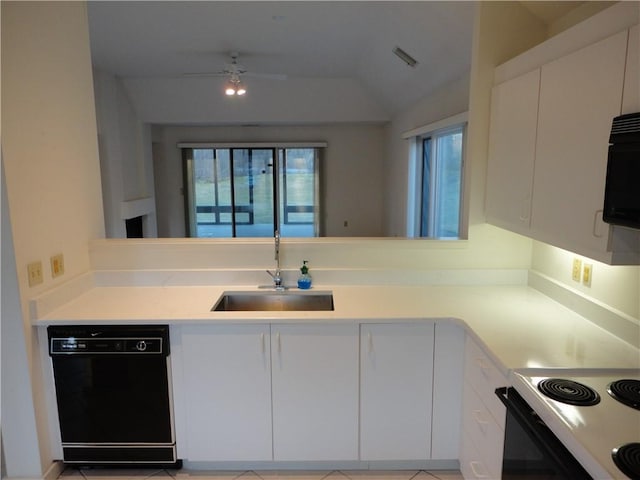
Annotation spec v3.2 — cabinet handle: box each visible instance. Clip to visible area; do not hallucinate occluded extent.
[519,195,530,222]
[476,358,490,377]
[261,333,265,354]
[277,332,281,353]
[368,332,373,354]
[472,410,489,430]
[470,461,489,479]
[593,209,605,238]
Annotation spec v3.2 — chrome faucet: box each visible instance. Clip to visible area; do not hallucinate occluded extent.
[266,230,285,290]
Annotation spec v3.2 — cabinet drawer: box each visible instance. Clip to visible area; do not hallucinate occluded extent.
[463,336,508,426]
[462,381,504,478]
[460,429,496,480]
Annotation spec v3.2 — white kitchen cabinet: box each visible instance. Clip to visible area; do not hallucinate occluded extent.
[179,324,273,461]
[485,68,541,234]
[530,30,628,259]
[360,323,434,460]
[271,323,359,461]
[459,335,507,480]
[486,27,640,264]
[431,322,465,460]
[622,25,639,114]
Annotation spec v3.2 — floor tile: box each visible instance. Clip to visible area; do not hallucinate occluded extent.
[321,473,350,480]
[255,471,333,480]
[340,471,418,480]
[413,471,464,480]
[170,471,245,480]
[236,473,263,480]
[59,469,83,478]
[67,469,169,480]
[58,468,463,480]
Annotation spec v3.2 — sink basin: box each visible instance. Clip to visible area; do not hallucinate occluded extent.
[212,291,334,312]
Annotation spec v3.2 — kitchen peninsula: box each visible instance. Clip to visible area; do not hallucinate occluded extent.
[31,238,640,478]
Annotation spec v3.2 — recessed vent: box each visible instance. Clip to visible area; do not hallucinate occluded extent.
[392,46,418,68]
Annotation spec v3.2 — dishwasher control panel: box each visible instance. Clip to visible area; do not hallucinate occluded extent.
[50,337,163,354]
[48,325,170,356]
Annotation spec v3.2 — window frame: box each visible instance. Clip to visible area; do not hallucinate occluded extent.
[180,142,324,238]
[405,114,467,240]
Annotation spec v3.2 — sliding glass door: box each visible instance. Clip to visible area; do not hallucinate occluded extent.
[184,146,319,238]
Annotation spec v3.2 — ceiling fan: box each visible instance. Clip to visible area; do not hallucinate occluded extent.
[184,52,287,95]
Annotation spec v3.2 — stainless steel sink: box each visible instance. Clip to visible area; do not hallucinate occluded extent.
[212,291,334,312]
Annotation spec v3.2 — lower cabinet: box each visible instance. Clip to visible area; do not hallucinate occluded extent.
[459,335,507,479]
[175,321,460,465]
[360,323,434,460]
[179,324,273,461]
[271,323,359,461]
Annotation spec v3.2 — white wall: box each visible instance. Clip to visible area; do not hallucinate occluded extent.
[384,75,470,237]
[94,69,158,238]
[1,1,104,475]
[124,77,389,125]
[1,164,43,478]
[377,2,549,265]
[2,1,104,295]
[531,241,639,319]
[153,124,386,237]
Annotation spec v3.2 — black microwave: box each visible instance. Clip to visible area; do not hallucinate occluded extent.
[603,112,640,230]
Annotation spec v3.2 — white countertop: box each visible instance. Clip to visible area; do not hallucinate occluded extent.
[32,281,640,372]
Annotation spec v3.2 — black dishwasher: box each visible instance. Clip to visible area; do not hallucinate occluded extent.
[48,325,180,467]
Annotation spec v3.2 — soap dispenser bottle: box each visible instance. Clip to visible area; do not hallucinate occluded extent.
[297,260,312,289]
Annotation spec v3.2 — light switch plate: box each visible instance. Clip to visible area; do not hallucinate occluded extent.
[27,261,43,287]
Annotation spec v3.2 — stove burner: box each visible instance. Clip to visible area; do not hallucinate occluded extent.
[608,379,640,410]
[613,443,640,480]
[537,378,600,406]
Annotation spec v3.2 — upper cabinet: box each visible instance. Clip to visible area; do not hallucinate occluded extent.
[530,31,627,260]
[486,25,640,265]
[486,68,540,234]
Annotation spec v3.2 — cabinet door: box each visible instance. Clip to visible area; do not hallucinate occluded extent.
[531,30,627,257]
[180,324,272,461]
[431,322,465,460]
[623,26,639,114]
[271,323,359,461]
[486,68,540,233]
[360,323,434,460]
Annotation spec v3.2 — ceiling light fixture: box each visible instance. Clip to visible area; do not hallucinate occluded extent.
[393,46,418,68]
[225,73,246,96]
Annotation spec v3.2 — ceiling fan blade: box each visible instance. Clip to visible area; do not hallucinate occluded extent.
[243,72,288,80]
[182,72,227,77]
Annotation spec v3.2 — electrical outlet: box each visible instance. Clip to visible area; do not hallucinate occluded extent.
[50,253,65,278]
[582,264,593,287]
[571,258,582,282]
[27,261,43,287]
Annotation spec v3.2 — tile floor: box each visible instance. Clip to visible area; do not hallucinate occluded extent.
[59,468,464,480]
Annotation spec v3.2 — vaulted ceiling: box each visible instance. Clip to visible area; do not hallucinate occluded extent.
[87,1,599,123]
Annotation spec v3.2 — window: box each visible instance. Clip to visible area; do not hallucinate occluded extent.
[407,117,466,239]
[182,144,322,238]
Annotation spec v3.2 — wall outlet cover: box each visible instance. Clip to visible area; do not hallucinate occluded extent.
[571,258,582,282]
[582,264,593,287]
[50,253,65,278]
